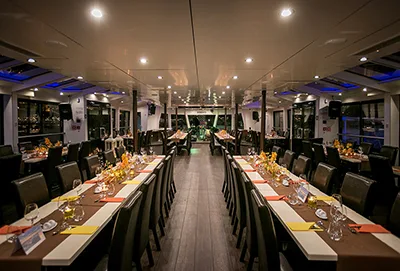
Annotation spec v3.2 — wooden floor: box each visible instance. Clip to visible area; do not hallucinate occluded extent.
[145,144,247,271]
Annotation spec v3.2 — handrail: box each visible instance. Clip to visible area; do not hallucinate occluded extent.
[18,132,65,139]
[337,133,384,140]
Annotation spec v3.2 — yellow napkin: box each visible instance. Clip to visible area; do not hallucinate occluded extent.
[122,180,141,185]
[286,222,323,231]
[51,196,80,202]
[147,162,158,165]
[316,196,334,201]
[237,161,249,165]
[60,226,98,235]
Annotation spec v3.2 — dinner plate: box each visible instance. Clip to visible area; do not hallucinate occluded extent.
[42,220,58,232]
[315,209,328,220]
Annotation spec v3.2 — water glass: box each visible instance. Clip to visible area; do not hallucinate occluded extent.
[330,194,346,222]
[57,199,71,230]
[288,192,299,205]
[328,220,343,241]
[70,200,85,222]
[247,148,252,157]
[73,179,83,199]
[95,166,102,179]
[24,203,39,225]
[149,147,154,157]
[107,182,115,196]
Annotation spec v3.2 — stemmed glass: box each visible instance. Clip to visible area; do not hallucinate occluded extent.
[358,147,363,156]
[149,147,154,157]
[247,147,252,157]
[24,203,39,225]
[140,147,146,155]
[251,147,256,156]
[328,194,346,241]
[95,166,102,179]
[73,179,83,200]
[57,198,72,230]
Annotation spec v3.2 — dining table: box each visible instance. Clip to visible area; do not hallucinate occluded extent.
[234,155,400,270]
[0,155,165,270]
[23,147,69,164]
[168,132,188,142]
[215,132,235,142]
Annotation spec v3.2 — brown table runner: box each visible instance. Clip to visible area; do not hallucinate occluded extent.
[0,157,159,270]
[241,156,400,271]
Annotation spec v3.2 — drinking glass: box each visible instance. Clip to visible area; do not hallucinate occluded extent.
[149,147,154,157]
[330,194,345,222]
[247,148,252,157]
[69,199,85,222]
[328,220,343,241]
[72,179,83,199]
[299,174,307,182]
[358,147,363,156]
[57,199,71,230]
[251,147,256,156]
[95,166,102,179]
[288,192,299,205]
[281,163,287,170]
[140,147,146,155]
[24,203,39,225]
[107,182,115,196]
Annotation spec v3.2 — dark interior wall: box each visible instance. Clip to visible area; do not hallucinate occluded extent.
[0,94,4,145]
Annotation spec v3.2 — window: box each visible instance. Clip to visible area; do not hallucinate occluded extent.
[119,110,130,135]
[171,115,187,130]
[273,111,283,131]
[216,114,231,130]
[87,101,110,140]
[292,101,315,139]
[347,62,400,82]
[188,115,215,128]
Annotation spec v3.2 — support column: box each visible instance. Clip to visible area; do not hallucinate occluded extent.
[164,103,167,154]
[235,103,239,154]
[260,88,266,153]
[175,107,178,130]
[224,107,227,130]
[132,89,138,153]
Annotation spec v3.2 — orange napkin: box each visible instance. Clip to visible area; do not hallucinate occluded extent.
[0,225,31,235]
[100,197,125,203]
[139,170,152,173]
[348,224,390,233]
[252,180,267,184]
[85,179,98,184]
[393,167,400,173]
[156,156,164,159]
[244,169,256,172]
[264,195,286,201]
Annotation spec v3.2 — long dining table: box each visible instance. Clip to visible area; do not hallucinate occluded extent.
[233,155,400,270]
[0,155,165,270]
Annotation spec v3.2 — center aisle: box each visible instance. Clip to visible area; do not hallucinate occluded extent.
[150,144,245,271]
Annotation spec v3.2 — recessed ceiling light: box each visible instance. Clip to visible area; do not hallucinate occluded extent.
[167,85,172,89]
[77,76,83,80]
[245,58,253,63]
[33,88,38,91]
[60,92,64,96]
[360,56,368,62]
[157,76,163,79]
[94,92,97,95]
[178,96,181,98]
[27,58,36,63]
[140,58,148,64]
[363,87,367,92]
[281,8,293,17]
[121,101,124,103]
[122,91,125,94]
[274,91,277,94]
[173,91,177,94]
[233,75,238,79]
[279,100,282,103]
[314,75,320,79]
[219,96,222,98]
[339,93,342,96]
[226,86,230,89]
[103,93,107,96]
[222,91,225,94]
[91,8,103,18]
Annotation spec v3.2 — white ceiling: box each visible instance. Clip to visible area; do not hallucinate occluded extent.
[0,0,399,107]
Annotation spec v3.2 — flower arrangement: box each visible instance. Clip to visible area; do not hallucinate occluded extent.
[220,129,227,135]
[44,138,53,148]
[259,152,279,177]
[333,139,354,155]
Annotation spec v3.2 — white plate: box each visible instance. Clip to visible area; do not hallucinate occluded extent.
[315,209,328,220]
[282,179,290,187]
[94,187,102,194]
[42,220,58,232]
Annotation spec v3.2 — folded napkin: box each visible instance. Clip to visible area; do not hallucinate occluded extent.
[348,224,390,233]
[147,162,158,165]
[156,156,164,159]
[237,161,249,165]
[233,156,244,159]
[315,196,334,201]
[100,197,125,203]
[139,170,152,173]
[265,195,286,201]
[122,180,141,185]
[60,225,99,235]
[252,180,268,184]
[85,179,98,184]
[244,169,256,172]
[0,225,31,235]
[286,222,323,231]
[51,195,80,202]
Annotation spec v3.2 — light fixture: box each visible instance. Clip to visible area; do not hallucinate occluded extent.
[27,58,36,63]
[219,96,222,98]
[140,58,148,64]
[157,76,163,79]
[33,88,38,91]
[222,91,225,94]
[279,100,282,103]
[60,92,64,96]
[281,8,293,17]
[314,75,320,79]
[360,56,368,62]
[363,87,367,92]
[178,96,181,98]
[122,91,125,94]
[167,85,172,89]
[339,93,342,96]
[94,92,97,95]
[233,75,238,79]
[91,8,103,18]
[274,91,277,94]
[245,58,253,63]
[173,91,177,94]
[121,101,124,103]
[77,76,83,80]
[103,93,107,96]
[226,85,230,89]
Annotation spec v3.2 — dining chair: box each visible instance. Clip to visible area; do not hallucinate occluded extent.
[0,153,22,197]
[56,161,82,193]
[340,172,376,217]
[221,146,228,195]
[114,145,125,159]
[78,141,91,170]
[302,140,314,161]
[311,163,337,195]
[225,150,233,210]
[231,162,247,249]
[149,161,165,251]
[210,132,222,155]
[170,146,178,194]
[83,155,100,180]
[12,172,50,218]
[227,155,236,218]
[250,190,293,271]
[178,131,192,155]
[132,174,157,270]
[0,145,14,157]
[313,143,326,167]
[239,171,258,271]
[326,146,341,169]
[66,143,80,163]
[279,150,295,170]
[360,142,373,155]
[161,155,172,218]
[389,192,400,238]
[292,155,311,181]
[369,154,397,206]
[167,148,177,204]
[94,191,143,271]
[379,145,399,166]
[42,146,63,196]
[103,149,116,166]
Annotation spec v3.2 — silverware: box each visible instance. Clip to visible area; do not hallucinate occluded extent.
[348,225,358,234]
[316,221,326,230]
[94,198,101,203]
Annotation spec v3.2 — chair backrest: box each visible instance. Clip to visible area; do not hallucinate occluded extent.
[232,162,246,223]
[66,143,80,163]
[160,156,171,211]
[302,141,314,160]
[281,150,295,170]
[360,142,373,155]
[389,192,400,237]
[312,163,337,194]
[56,161,82,193]
[310,138,323,144]
[0,153,22,184]
[108,191,143,271]
[380,145,398,166]
[369,154,396,193]
[271,146,282,160]
[12,173,50,218]
[292,155,311,179]
[134,174,157,257]
[250,189,281,271]
[326,146,341,169]
[150,161,165,227]
[0,145,14,157]
[340,172,376,216]
[227,155,235,206]
[115,145,125,159]
[313,143,326,167]
[210,132,216,149]
[103,149,116,166]
[168,148,176,191]
[145,130,153,146]
[83,155,100,180]
[44,146,63,191]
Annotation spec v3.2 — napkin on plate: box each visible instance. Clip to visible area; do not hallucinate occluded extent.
[265,195,286,201]
[122,180,141,185]
[348,224,390,233]
[0,225,31,235]
[51,196,80,202]
[100,197,125,203]
[60,226,99,235]
[286,222,323,231]
[252,180,268,184]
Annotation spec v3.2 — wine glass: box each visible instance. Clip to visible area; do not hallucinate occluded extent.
[73,179,83,200]
[140,147,146,155]
[247,147,252,157]
[330,194,345,222]
[358,147,363,156]
[107,182,115,196]
[95,166,102,179]
[251,147,256,156]
[149,147,154,157]
[57,198,71,230]
[24,203,39,225]
[69,199,84,222]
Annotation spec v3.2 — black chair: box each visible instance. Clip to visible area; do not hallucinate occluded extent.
[226,155,236,217]
[239,171,258,271]
[42,146,63,196]
[279,150,295,170]
[66,143,80,163]
[310,138,323,144]
[271,146,283,161]
[132,174,157,270]
[178,131,192,155]
[250,190,293,271]
[360,142,373,155]
[389,192,400,238]
[326,146,342,170]
[83,155,101,180]
[210,132,222,155]
[292,155,311,180]
[95,191,143,271]
[78,141,91,169]
[103,149,116,166]
[231,162,247,249]
[311,163,337,195]
[340,172,376,217]
[161,155,172,218]
[56,161,82,193]
[169,146,177,195]
[313,143,326,167]
[0,145,14,157]
[0,154,22,200]
[224,152,234,211]
[380,145,398,166]
[221,146,228,196]
[302,141,314,161]
[149,161,165,251]
[115,145,125,159]
[12,173,50,218]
